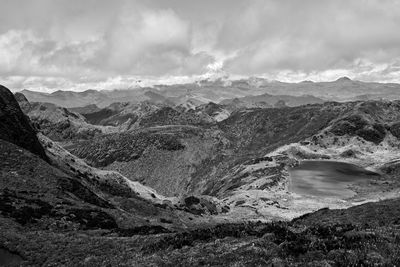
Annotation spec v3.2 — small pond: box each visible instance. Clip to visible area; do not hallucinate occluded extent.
[288,160,380,198]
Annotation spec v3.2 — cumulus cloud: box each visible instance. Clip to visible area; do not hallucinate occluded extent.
[103,7,192,74]
[0,0,400,91]
[223,0,400,75]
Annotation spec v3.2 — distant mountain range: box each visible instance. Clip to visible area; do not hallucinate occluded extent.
[19,77,400,109]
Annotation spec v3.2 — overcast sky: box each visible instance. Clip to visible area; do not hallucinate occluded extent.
[1,0,400,91]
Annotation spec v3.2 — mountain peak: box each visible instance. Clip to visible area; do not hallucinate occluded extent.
[336,76,352,82]
[300,80,314,84]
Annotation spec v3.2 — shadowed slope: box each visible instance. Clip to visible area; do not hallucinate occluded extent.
[0,85,47,161]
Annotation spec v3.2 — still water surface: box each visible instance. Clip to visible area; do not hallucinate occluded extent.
[288,160,379,198]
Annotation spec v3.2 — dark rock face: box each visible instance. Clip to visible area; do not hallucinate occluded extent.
[14,92,29,102]
[14,92,31,113]
[0,85,47,161]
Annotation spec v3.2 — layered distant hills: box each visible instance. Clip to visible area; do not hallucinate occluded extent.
[18,77,400,110]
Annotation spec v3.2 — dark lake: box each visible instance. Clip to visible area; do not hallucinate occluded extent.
[288,160,380,198]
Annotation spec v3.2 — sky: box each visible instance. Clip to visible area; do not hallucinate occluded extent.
[1,0,400,92]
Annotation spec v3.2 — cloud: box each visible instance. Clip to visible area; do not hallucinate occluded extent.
[0,0,400,91]
[222,0,400,75]
[0,29,104,79]
[103,7,193,74]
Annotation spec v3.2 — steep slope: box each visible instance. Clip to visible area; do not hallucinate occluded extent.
[208,101,361,166]
[13,92,31,113]
[0,139,117,228]
[0,85,47,160]
[67,126,229,197]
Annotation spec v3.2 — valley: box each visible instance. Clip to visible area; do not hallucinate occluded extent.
[14,83,400,219]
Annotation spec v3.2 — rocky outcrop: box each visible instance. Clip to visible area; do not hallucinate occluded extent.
[14,92,31,113]
[0,85,47,160]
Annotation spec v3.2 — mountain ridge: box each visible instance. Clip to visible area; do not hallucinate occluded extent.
[17,77,400,109]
